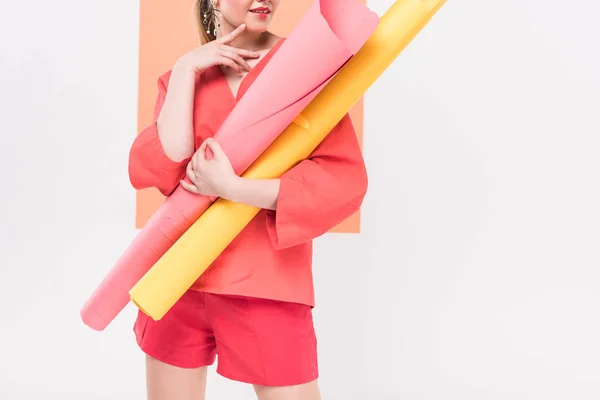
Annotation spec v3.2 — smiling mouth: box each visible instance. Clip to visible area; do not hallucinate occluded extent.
[250,8,270,14]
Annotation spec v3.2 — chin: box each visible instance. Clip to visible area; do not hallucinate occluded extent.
[244,12,272,32]
[244,22,270,33]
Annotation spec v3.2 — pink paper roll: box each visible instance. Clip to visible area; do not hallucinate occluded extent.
[81,0,379,331]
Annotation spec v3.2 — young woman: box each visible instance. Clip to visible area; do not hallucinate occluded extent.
[128,0,368,399]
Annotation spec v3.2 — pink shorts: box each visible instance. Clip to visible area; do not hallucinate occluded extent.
[133,290,318,386]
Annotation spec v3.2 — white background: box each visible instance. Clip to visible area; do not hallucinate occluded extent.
[1,0,599,399]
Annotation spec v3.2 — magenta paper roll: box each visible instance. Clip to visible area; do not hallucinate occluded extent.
[80,0,379,331]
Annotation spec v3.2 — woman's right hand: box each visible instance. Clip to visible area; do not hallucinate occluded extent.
[176,24,260,74]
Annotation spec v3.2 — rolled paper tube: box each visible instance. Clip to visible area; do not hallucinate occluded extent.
[129,0,447,321]
[80,0,379,331]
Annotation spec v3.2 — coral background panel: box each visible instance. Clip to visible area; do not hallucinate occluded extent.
[136,0,367,233]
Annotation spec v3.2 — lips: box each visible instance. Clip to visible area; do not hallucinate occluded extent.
[250,7,270,14]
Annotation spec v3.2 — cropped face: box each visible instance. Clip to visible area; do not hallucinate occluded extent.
[218,0,280,33]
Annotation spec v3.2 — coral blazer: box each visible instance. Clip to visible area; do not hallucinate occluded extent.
[128,40,368,307]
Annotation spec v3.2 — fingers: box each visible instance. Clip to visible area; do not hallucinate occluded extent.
[219,48,252,71]
[217,45,259,72]
[192,138,222,174]
[221,44,260,59]
[180,179,201,194]
[213,24,260,73]
[199,139,213,162]
[217,55,243,73]
[186,161,196,182]
[189,141,206,170]
[198,139,209,156]
[217,23,246,44]
[182,163,201,194]
[190,149,200,171]
[204,138,224,159]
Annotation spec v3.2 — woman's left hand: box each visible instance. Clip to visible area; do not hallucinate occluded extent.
[180,138,238,198]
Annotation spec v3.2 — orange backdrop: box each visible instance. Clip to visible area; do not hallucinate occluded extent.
[136,0,365,232]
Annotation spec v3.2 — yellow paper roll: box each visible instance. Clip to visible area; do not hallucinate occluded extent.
[130,0,447,320]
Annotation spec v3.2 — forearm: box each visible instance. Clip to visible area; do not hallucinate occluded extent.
[223,176,280,210]
[156,61,197,162]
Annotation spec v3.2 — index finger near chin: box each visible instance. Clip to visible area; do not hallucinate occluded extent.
[222,44,258,58]
[218,24,245,44]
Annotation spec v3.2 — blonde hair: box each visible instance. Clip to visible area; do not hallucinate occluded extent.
[193,0,219,44]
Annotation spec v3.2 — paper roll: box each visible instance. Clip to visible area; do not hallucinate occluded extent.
[129,0,447,321]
